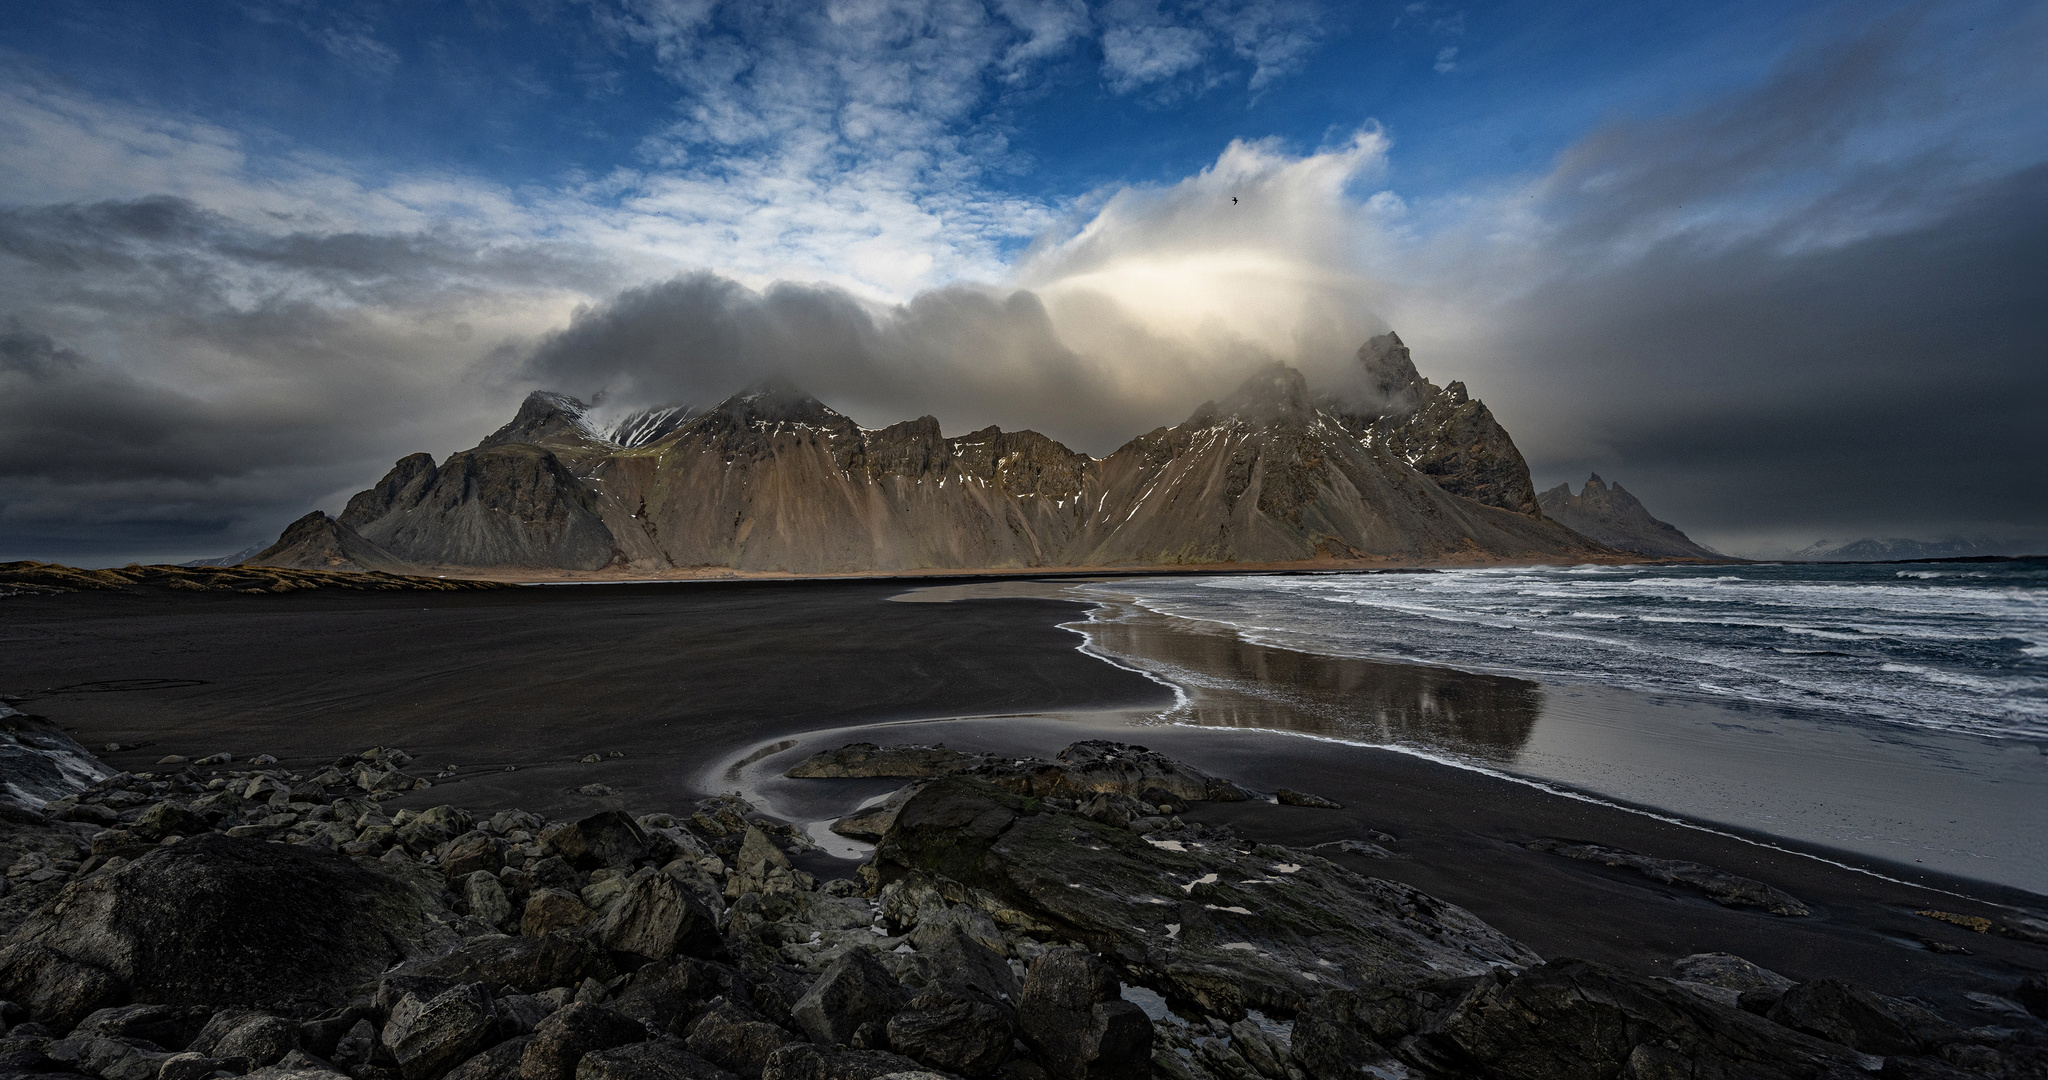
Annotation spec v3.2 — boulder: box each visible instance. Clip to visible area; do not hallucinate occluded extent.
[523,891,597,937]
[0,834,429,1024]
[159,1051,251,1080]
[1526,839,1810,916]
[907,923,1017,1010]
[1274,790,1341,810]
[577,1038,736,1080]
[543,813,649,871]
[684,1002,802,1079]
[886,990,1012,1076]
[462,871,515,929]
[214,1014,301,1067]
[1766,979,1965,1057]
[383,982,502,1080]
[598,874,721,962]
[1016,951,1151,1080]
[398,807,473,855]
[331,1018,379,1070]
[446,1035,533,1080]
[444,835,506,882]
[2016,973,2048,1021]
[45,1033,177,1080]
[131,802,209,841]
[875,777,1536,1017]
[789,950,908,1047]
[243,1049,355,1080]
[396,933,619,995]
[69,1003,208,1049]
[1668,951,1795,1007]
[518,1002,646,1080]
[758,1044,925,1080]
[828,786,923,843]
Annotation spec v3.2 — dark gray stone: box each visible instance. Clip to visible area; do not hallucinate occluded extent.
[516,1003,644,1080]
[598,875,721,963]
[214,1014,301,1068]
[396,933,618,996]
[1766,979,1965,1057]
[757,1044,924,1080]
[788,951,907,1048]
[683,1002,801,1080]
[543,814,649,872]
[383,983,502,1080]
[445,1035,532,1080]
[0,834,430,1023]
[1016,951,1151,1080]
[576,1038,736,1080]
[886,990,1012,1077]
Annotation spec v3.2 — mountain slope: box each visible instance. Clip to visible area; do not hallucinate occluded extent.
[268,334,1626,574]
[1536,475,1720,559]
[245,512,415,573]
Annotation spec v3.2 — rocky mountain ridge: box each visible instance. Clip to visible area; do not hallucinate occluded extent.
[252,334,1631,575]
[1535,474,1721,560]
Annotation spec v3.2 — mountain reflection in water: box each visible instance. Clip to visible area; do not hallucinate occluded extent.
[1078,608,1541,763]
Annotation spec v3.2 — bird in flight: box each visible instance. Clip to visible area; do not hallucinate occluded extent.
[1231,197,1238,204]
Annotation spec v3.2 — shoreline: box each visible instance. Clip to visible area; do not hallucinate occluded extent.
[4,576,2044,1017]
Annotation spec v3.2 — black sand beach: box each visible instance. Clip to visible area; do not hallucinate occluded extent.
[5,579,2044,1020]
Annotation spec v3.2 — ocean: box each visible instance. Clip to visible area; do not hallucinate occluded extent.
[1070,560,2048,894]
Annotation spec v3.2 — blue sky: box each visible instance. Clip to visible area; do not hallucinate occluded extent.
[0,0,2043,562]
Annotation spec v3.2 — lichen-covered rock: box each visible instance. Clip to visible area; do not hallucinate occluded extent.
[396,934,618,997]
[788,950,908,1048]
[876,777,1537,1017]
[542,812,649,871]
[522,890,597,937]
[576,1038,736,1080]
[462,871,514,929]
[213,1014,301,1068]
[1765,979,1965,1057]
[384,982,502,1080]
[1016,950,1151,1080]
[758,1044,925,1080]
[446,1034,532,1080]
[598,873,721,963]
[0,833,430,1025]
[886,991,1012,1077]
[517,1002,645,1080]
[684,1002,802,1079]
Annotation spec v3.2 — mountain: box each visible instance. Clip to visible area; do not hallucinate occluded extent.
[1536,475,1721,560]
[1791,537,2005,561]
[178,544,264,568]
[246,511,415,573]
[260,334,1618,574]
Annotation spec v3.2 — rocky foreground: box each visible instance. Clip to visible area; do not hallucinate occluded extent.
[0,729,2042,1080]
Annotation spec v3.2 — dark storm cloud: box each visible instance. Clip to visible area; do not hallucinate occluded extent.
[520,272,1183,453]
[0,195,623,563]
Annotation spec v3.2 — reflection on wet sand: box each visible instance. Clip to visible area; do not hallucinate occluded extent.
[1083,608,1542,763]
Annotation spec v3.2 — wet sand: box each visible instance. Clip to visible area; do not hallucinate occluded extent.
[4,579,2044,1019]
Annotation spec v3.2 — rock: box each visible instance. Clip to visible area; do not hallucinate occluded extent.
[497,995,558,1037]
[522,890,597,937]
[542,813,648,871]
[69,1003,207,1049]
[786,745,981,780]
[1526,839,1810,916]
[1016,950,1152,1080]
[1274,790,1341,810]
[1669,952,1796,1007]
[2016,973,2048,1021]
[758,1044,925,1080]
[131,802,209,841]
[598,873,722,963]
[1308,840,1390,859]
[684,1002,802,1079]
[394,933,619,995]
[446,1035,533,1080]
[214,1014,302,1067]
[1766,979,1965,1057]
[828,786,923,843]
[384,983,502,1080]
[45,1033,176,1080]
[1305,957,1873,1080]
[978,742,1245,805]
[876,777,1537,1017]
[244,1049,354,1080]
[398,807,472,855]
[576,1038,736,1080]
[332,1018,380,1069]
[789,950,908,1047]
[463,871,514,929]
[886,990,1013,1077]
[0,943,123,1028]
[517,1002,645,1080]
[160,1050,250,1080]
[444,835,506,882]
[0,833,429,1025]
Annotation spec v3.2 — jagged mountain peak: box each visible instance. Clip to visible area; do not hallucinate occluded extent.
[1538,474,1720,560]
[711,377,844,426]
[481,390,605,448]
[604,403,698,448]
[1196,363,1317,428]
